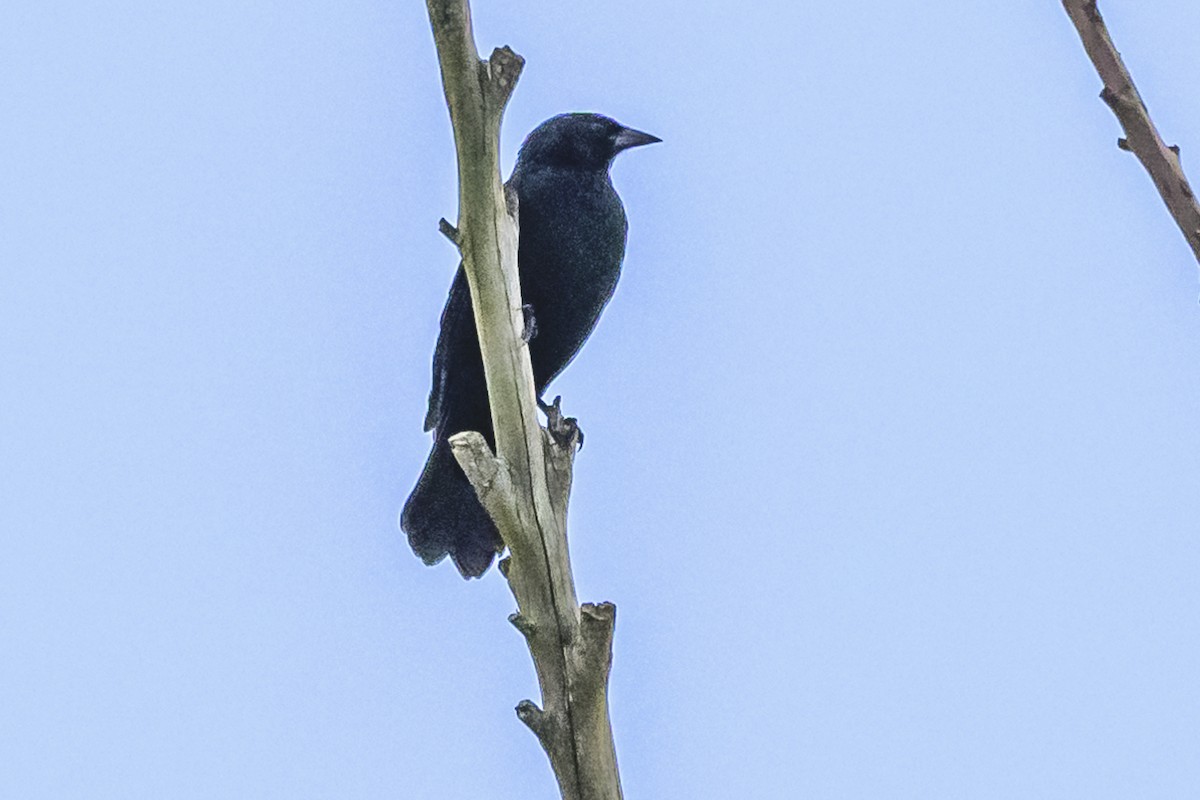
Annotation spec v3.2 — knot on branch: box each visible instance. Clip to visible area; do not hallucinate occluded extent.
[1099,86,1138,115]
[516,699,557,748]
[508,612,537,639]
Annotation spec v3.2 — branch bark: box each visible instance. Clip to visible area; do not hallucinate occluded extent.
[1062,0,1200,267]
[425,2,623,798]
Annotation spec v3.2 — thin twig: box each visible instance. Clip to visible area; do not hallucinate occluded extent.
[1060,0,1200,268]
[1062,0,1200,267]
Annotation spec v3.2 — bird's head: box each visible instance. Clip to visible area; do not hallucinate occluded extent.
[515,113,661,173]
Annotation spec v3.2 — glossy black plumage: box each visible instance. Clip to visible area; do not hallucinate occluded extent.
[402,113,659,578]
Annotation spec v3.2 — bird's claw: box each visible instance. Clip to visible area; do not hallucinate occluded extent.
[539,395,583,450]
[521,304,538,343]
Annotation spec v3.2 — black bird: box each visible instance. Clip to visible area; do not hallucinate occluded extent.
[403,113,660,578]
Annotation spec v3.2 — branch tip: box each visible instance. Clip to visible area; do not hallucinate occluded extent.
[579,601,617,679]
[447,431,498,485]
[482,46,525,109]
[581,601,617,627]
[515,699,549,738]
[438,217,461,246]
[488,46,525,86]
[540,395,583,451]
[508,612,537,638]
[448,431,519,532]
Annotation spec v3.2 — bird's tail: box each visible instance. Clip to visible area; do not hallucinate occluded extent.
[402,438,503,578]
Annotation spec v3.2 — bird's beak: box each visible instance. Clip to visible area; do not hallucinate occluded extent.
[613,126,662,152]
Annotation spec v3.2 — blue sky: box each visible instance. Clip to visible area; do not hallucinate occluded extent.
[4,1,1200,797]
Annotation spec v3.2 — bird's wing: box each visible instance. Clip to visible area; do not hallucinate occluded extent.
[423,265,472,432]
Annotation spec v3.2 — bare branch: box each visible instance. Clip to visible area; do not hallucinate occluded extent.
[425,2,623,798]
[1062,0,1200,267]
[448,431,519,532]
[438,217,460,246]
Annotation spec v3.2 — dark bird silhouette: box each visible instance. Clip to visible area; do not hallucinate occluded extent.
[402,113,660,578]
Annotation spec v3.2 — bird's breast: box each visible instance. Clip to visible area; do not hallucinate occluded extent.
[513,168,629,388]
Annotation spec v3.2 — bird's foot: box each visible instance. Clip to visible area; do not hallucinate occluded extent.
[538,395,583,450]
[521,304,538,343]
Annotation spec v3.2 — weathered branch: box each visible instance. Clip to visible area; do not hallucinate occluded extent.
[438,217,460,245]
[425,2,622,798]
[1062,0,1200,266]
